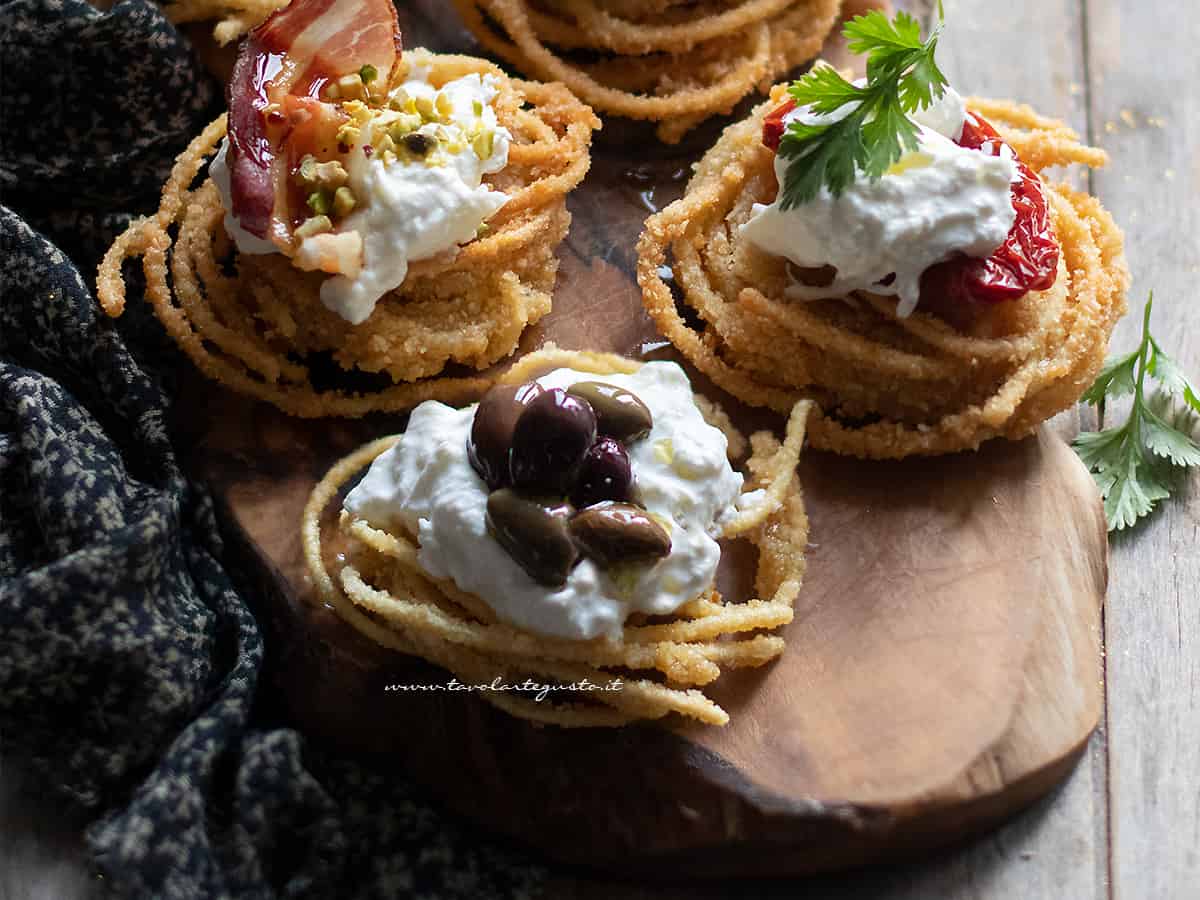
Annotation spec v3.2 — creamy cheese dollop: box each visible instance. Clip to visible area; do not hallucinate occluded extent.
[344,362,749,641]
[210,61,512,325]
[740,86,1019,317]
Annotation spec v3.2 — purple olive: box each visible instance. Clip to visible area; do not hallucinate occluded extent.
[569,502,671,568]
[468,382,545,489]
[566,382,653,442]
[571,437,633,508]
[486,490,577,587]
[509,388,597,495]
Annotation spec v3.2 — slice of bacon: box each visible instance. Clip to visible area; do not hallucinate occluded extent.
[226,0,402,247]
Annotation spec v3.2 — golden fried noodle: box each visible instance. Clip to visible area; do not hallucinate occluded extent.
[637,92,1130,458]
[303,348,813,727]
[163,0,288,45]
[97,54,599,418]
[452,0,845,143]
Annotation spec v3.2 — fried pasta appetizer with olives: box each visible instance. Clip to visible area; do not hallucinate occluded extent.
[100,0,599,417]
[451,0,845,143]
[637,10,1129,458]
[304,348,813,727]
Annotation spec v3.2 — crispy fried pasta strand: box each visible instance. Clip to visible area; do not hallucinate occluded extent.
[97,56,598,418]
[636,92,1130,459]
[451,0,843,143]
[302,348,812,727]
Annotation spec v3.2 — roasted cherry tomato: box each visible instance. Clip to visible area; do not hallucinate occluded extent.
[760,105,1061,310]
[762,98,797,152]
[918,113,1060,307]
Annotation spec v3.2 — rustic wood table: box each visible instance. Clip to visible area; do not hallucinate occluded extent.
[1,1,1196,898]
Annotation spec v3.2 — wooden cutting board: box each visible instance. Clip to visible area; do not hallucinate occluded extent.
[184,243,1107,879]
[179,0,1107,878]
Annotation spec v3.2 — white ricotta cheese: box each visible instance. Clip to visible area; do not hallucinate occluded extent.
[740,86,1018,317]
[343,362,747,641]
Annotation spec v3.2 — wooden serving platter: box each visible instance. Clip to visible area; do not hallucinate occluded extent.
[178,0,1108,878]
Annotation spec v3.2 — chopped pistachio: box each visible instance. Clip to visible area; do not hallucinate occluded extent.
[342,100,372,123]
[472,99,483,117]
[306,190,330,216]
[414,95,436,121]
[322,81,341,101]
[332,187,357,217]
[387,113,422,140]
[294,215,332,239]
[475,222,491,238]
[359,64,378,84]
[387,88,411,111]
[319,160,349,187]
[435,92,454,119]
[296,156,349,190]
[335,121,361,147]
[472,129,495,160]
[375,133,396,156]
[336,73,366,101]
[295,155,318,185]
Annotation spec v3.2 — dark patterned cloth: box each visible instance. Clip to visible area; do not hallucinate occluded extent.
[0,2,542,897]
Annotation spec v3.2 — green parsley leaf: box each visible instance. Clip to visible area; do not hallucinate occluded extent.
[1148,336,1200,413]
[1072,293,1200,531]
[777,6,948,209]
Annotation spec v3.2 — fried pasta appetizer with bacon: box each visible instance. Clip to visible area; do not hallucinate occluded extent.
[304,348,812,726]
[450,0,845,143]
[100,0,598,417]
[637,10,1129,458]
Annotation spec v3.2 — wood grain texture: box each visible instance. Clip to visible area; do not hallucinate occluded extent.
[1084,2,1200,898]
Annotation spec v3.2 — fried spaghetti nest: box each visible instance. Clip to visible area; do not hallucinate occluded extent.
[303,347,813,727]
[451,0,846,143]
[97,54,599,418]
[637,92,1131,459]
[163,0,289,44]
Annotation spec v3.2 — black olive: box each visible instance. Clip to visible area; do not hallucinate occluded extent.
[486,490,577,587]
[569,502,671,569]
[509,388,597,495]
[571,437,632,508]
[467,382,544,490]
[566,382,653,442]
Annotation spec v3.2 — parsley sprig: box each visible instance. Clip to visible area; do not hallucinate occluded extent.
[777,4,948,210]
[1072,294,1200,531]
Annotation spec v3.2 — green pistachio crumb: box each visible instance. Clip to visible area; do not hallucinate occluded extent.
[414,95,436,121]
[306,190,330,216]
[472,129,495,160]
[359,64,378,84]
[332,187,357,217]
[387,88,411,111]
[472,99,483,117]
[295,155,318,186]
[336,73,366,101]
[435,92,454,120]
[295,215,332,239]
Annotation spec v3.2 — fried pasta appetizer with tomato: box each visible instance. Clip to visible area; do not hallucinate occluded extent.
[100,0,598,417]
[451,0,846,143]
[304,348,813,726]
[637,10,1129,458]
